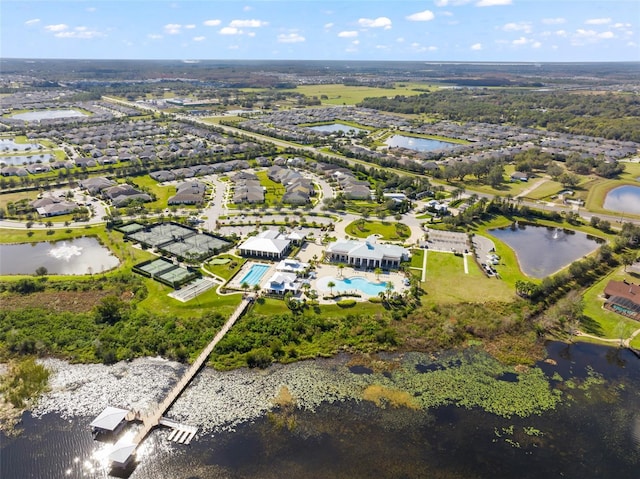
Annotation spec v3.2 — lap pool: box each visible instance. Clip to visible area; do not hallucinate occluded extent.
[239,263,270,286]
[317,276,389,296]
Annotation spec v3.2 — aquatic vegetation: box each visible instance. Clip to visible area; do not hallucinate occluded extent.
[362,384,419,410]
[394,351,562,418]
[0,357,50,409]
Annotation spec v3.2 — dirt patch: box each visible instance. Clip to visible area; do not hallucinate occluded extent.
[1,290,112,313]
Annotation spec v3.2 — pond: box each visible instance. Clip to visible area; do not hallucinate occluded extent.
[10,109,88,122]
[2,342,639,479]
[0,154,54,166]
[308,123,366,134]
[603,185,640,215]
[385,134,456,152]
[489,223,603,278]
[0,237,119,275]
[0,138,45,152]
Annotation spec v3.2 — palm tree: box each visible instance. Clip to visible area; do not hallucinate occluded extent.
[327,281,336,296]
[241,281,250,291]
[252,284,261,295]
[338,263,345,278]
[374,267,382,282]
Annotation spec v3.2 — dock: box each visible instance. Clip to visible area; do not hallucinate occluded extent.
[108,295,254,468]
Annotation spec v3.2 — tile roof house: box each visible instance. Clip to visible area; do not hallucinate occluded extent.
[168,181,207,205]
[103,184,152,207]
[603,280,640,320]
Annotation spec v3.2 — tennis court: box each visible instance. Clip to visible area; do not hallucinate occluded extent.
[137,258,174,276]
[128,223,196,247]
[169,277,217,302]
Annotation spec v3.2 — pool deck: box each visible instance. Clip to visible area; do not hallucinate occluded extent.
[312,264,407,303]
[227,261,274,291]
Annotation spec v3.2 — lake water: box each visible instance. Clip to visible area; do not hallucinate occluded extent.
[0,154,54,165]
[603,185,640,215]
[308,123,366,134]
[385,134,456,152]
[0,237,120,275]
[489,223,602,278]
[1,342,639,478]
[0,138,45,152]
[11,109,88,122]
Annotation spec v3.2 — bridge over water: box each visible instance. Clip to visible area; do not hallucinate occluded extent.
[109,295,254,468]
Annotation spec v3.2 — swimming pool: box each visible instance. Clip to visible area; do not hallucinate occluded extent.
[239,263,270,286]
[317,276,390,296]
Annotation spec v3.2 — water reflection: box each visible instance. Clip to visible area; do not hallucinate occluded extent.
[490,223,602,278]
[385,134,456,152]
[0,237,119,275]
[603,185,640,215]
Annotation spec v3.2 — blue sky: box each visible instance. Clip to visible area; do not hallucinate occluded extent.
[3,0,639,62]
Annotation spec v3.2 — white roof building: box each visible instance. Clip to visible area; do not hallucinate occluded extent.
[238,230,291,259]
[325,236,409,269]
[90,406,129,433]
[265,271,303,295]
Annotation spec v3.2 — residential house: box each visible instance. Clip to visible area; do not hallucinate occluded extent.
[603,280,640,320]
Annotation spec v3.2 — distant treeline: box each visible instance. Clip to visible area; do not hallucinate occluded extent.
[359,89,640,142]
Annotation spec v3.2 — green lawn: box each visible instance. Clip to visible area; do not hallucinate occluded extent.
[138,278,242,319]
[423,251,514,304]
[345,219,410,241]
[255,170,285,206]
[205,254,246,281]
[129,175,176,210]
[242,82,440,106]
[410,248,424,268]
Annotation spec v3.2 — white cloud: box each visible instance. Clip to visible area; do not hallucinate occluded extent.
[503,22,532,33]
[248,32,256,37]
[204,19,221,27]
[542,17,565,25]
[613,23,631,29]
[148,34,163,40]
[476,0,512,6]
[243,6,252,11]
[25,18,40,26]
[278,33,305,43]
[406,10,435,22]
[556,30,567,37]
[435,0,473,6]
[571,28,616,45]
[396,37,405,43]
[164,23,182,35]
[45,24,68,32]
[193,36,206,42]
[585,18,611,25]
[338,31,358,38]
[532,41,542,48]
[185,24,196,29]
[220,27,241,35]
[324,22,334,29]
[55,27,104,39]
[358,17,392,29]
[471,42,482,50]
[512,36,529,46]
[86,7,97,12]
[229,19,268,28]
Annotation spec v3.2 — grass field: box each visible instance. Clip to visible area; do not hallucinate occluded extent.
[243,82,439,106]
[255,170,286,205]
[205,254,246,281]
[422,251,513,304]
[138,279,242,319]
[129,175,176,210]
[345,219,410,241]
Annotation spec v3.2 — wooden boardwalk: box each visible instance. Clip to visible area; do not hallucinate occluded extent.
[128,296,253,451]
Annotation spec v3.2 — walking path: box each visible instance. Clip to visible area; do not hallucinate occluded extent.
[576,326,640,348]
[422,248,427,282]
[116,295,253,466]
